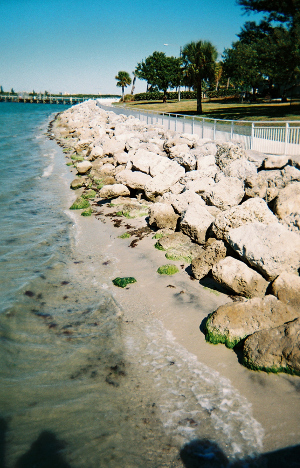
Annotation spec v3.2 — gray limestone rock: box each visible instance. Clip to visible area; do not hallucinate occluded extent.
[191,239,227,280]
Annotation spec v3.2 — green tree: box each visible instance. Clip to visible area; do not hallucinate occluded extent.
[135,51,181,100]
[237,0,300,85]
[115,71,131,101]
[181,40,218,114]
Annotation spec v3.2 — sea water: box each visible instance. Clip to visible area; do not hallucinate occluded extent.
[0,102,267,468]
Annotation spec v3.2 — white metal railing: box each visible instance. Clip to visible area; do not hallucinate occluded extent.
[97,101,300,156]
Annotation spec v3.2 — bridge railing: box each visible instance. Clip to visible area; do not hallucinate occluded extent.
[97,101,300,156]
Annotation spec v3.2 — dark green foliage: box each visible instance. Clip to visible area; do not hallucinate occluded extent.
[112,277,137,288]
[115,71,132,101]
[134,91,197,101]
[181,40,218,114]
[135,51,182,98]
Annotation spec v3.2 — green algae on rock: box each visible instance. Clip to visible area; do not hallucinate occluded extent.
[157,264,179,275]
[112,277,137,288]
[70,197,90,210]
[118,232,131,239]
[81,208,93,217]
[83,189,97,199]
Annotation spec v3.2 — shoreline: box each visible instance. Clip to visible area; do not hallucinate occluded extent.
[50,101,300,460]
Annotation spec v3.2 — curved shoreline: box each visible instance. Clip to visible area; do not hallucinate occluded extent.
[51,100,300,459]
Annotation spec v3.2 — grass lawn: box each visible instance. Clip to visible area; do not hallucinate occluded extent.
[115,98,300,122]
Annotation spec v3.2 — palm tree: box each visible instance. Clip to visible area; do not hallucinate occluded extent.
[115,71,132,101]
[182,40,218,114]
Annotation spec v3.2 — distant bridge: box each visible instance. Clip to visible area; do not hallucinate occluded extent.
[0,95,99,105]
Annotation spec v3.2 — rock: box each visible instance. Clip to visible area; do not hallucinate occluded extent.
[99,184,130,199]
[195,154,219,178]
[169,144,197,171]
[149,157,185,180]
[180,204,215,244]
[98,163,115,176]
[244,173,268,199]
[144,168,185,201]
[273,182,300,219]
[157,232,203,262]
[227,222,300,281]
[70,177,88,189]
[76,160,92,174]
[263,155,289,169]
[212,198,278,240]
[102,139,125,156]
[191,239,227,280]
[203,177,244,210]
[271,271,300,310]
[115,169,152,190]
[131,148,162,174]
[89,145,104,160]
[215,142,245,170]
[222,158,257,180]
[243,318,300,375]
[281,165,300,185]
[184,176,215,195]
[148,203,179,230]
[205,295,299,348]
[163,190,205,215]
[114,152,131,165]
[211,256,269,298]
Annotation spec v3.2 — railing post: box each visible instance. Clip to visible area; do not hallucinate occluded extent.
[183,115,185,133]
[231,120,234,140]
[175,115,177,132]
[284,122,289,155]
[213,120,216,140]
[251,122,254,149]
[202,118,204,138]
[168,114,170,130]
[192,117,194,135]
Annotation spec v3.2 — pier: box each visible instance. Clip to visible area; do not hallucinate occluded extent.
[0,95,99,105]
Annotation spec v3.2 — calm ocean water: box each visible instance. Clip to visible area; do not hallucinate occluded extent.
[0,102,269,468]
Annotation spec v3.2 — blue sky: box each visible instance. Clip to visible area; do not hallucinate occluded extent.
[0,0,260,95]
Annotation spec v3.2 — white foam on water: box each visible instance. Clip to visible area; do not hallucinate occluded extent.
[125,319,265,462]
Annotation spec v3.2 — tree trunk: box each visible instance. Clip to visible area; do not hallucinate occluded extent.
[196,82,202,114]
[122,86,125,102]
[131,75,136,95]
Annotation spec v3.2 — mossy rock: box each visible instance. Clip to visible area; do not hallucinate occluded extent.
[112,277,137,288]
[81,208,93,217]
[70,197,90,210]
[71,154,84,161]
[165,252,192,263]
[152,233,165,239]
[155,242,166,251]
[205,315,240,349]
[157,264,179,275]
[242,358,300,376]
[82,189,96,199]
[66,162,73,166]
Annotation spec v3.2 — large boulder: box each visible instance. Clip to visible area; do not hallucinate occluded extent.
[115,169,152,190]
[149,157,185,179]
[227,222,300,281]
[130,148,162,174]
[148,203,179,230]
[243,318,300,375]
[191,239,227,280]
[222,158,257,180]
[215,142,245,170]
[144,168,185,201]
[211,256,269,298]
[99,184,130,199]
[162,190,205,215]
[169,143,197,171]
[211,198,278,240]
[202,177,244,210]
[262,155,289,169]
[273,182,300,219]
[205,295,299,348]
[180,204,215,244]
[183,176,215,195]
[271,271,300,310]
